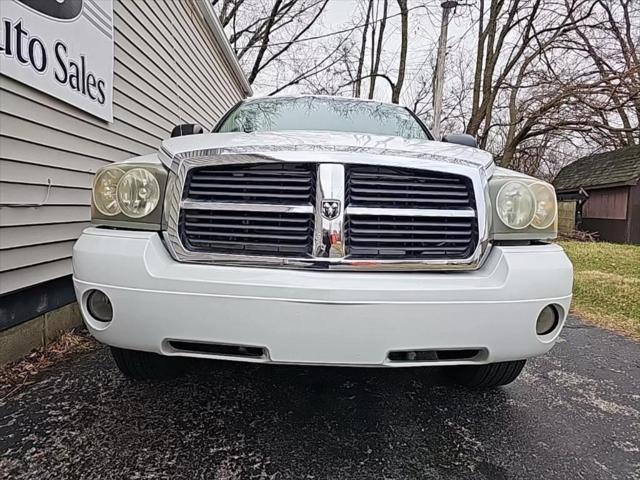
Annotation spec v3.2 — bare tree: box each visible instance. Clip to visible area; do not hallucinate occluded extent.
[494,0,639,168]
[566,0,640,147]
[354,0,374,97]
[368,0,389,98]
[213,0,330,85]
[391,0,409,103]
[214,0,638,178]
[369,0,389,99]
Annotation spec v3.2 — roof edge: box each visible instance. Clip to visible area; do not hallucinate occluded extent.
[556,178,639,193]
[194,0,253,97]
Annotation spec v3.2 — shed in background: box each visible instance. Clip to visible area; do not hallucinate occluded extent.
[554,145,640,244]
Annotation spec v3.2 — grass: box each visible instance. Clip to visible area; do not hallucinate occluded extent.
[558,240,640,340]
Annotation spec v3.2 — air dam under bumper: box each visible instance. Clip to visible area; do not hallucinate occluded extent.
[72,228,573,367]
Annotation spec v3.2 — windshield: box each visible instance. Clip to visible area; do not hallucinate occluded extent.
[216,96,430,140]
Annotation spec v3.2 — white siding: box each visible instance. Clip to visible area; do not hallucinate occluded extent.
[0,0,247,294]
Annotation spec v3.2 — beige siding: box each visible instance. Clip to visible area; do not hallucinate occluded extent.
[557,201,577,234]
[0,0,247,294]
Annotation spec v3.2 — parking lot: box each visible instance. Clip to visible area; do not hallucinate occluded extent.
[1,315,638,480]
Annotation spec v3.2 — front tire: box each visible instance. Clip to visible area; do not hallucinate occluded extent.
[447,360,526,388]
[110,347,186,380]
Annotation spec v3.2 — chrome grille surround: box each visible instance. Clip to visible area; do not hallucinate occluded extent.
[163,149,491,271]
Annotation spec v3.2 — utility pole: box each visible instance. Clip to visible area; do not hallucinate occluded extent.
[432,0,458,140]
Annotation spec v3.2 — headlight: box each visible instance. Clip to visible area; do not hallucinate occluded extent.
[489,175,557,240]
[529,182,557,229]
[93,168,124,216]
[91,163,168,229]
[116,168,160,218]
[496,181,535,229]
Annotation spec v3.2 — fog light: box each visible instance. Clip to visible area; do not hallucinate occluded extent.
[536,305,559,335]
[87,290,113,322]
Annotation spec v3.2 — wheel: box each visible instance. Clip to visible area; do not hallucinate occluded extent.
[110,346,186,380]
[446,360,526,388]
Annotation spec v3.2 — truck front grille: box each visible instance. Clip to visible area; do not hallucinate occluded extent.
[345,215,477,259]
[346,165,473,209]
[180,162,315,257]
[345,165,476,260]
[187,163,315,204]
[181,210,314,256]
[169,157,484,270]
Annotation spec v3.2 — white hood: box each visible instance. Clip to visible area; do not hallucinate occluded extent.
[159,130,494,171]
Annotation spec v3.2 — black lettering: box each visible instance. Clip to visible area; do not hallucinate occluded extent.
[86,73,96,100]
[13,21,28,64]
[28,37,46,72]
[97,79,106,104]
[1,20,11,55]
[80,55,86,94]
[68,60,80,91]
[54,42,68,83]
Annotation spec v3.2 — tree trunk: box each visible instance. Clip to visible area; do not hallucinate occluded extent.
[391,0,408,103]
[369,0,388,99]
[248,0,284,84]
[355,0,374,97]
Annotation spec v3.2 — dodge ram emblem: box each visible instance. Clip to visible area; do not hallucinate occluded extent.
[322,200,341,220]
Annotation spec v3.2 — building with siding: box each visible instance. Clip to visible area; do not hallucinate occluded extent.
[0,0,251,362]
[554,145,640,244]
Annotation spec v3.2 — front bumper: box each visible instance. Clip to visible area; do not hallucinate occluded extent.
[72,228,573,366]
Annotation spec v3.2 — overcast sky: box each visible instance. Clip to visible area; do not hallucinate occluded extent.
[249,0,478,116]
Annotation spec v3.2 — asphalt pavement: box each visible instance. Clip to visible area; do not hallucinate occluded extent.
[1,315,638,480]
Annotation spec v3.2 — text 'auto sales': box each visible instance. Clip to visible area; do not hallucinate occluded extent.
[0,19,107,105]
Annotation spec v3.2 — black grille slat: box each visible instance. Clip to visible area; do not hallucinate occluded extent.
[186,231,310,241]
[185,223,307,233]
[349,179,468,190]
[351,246,471,253]
[349,195,471,205]
[192,170,312,178]
[189,176,312,184]
[346,215,477,259]
[347,165,474,209]
[350,187,469,197]
[183,214,309,224]
[189,240,308,248]
[190,183,312,191]
[189,191,310,200]
[346,219,472,227]
[349,172,465,182]
[187,163,315,204]
[182,210,313,257]
[350,237,471,244]
[349,228,472,236]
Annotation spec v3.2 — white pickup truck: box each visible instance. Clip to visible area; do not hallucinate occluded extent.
[72,95,573,388]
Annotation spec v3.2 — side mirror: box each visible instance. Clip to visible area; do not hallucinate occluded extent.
[442,133,478,148]
[171,123,204,138]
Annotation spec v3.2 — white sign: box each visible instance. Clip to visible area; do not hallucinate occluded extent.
[0,0,114,122]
